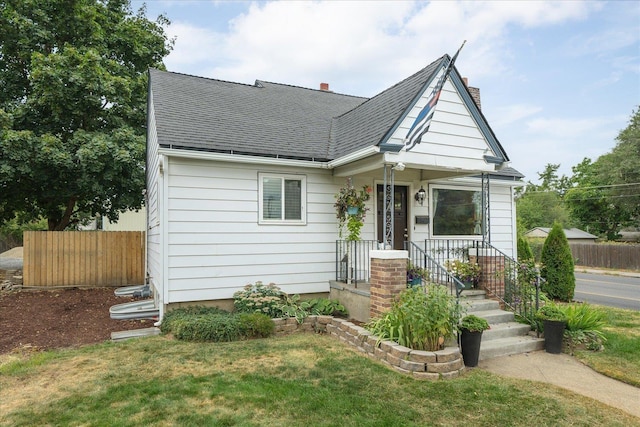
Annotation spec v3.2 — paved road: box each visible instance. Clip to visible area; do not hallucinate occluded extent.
[574,272,640,311]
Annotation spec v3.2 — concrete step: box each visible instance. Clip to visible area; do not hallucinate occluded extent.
[460,289,487,300]
[472,309,515,324]
[462,298,501,313]
[479,335,545,361]
[482,322,533,341]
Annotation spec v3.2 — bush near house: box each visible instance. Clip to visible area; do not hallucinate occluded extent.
[517,235,534,261]
[160,306,274,342]
[540,223,576,301]
[366,285,462,351]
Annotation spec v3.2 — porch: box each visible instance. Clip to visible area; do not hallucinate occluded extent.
[334,238,539,322]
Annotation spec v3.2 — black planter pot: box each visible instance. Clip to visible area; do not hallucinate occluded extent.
[543,320,566,354]
[460,329,483,367]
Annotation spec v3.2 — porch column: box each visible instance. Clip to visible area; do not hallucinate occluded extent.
[369,250,407,319]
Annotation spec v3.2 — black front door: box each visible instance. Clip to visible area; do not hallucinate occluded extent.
[377,184,408,250]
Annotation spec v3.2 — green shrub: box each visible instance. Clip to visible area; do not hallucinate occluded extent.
[237,312,275,338]
[366,284,462,351]
[527,238,545,263]
[460,315,490,332]
[306,298,348,317]
[233,281,284,318]
[560,303,607,353]
[173,313,241,342]
[160,307,274,342]
[160,306,228,334]
[517,235,534,262]
[277,294,310,323]
[540,223,576,301]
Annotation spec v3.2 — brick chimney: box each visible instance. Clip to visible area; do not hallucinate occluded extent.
[462,77,481,110]
[320,82,329,91]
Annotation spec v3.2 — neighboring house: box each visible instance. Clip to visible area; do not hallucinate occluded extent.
[102,208,147,231]
[525,227,598,243]
[146,55,524,317]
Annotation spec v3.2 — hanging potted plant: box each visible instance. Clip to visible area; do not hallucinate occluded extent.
[445,259,481,289]
[334,178,372,241]
[535,303,567,354]
[459,314,490,367]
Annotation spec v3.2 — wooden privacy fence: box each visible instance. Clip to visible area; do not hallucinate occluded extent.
[23,231,145,287]
[570,243,640,271]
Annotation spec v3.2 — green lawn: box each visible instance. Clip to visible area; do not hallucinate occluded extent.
[572,306,640,387]
[1,333,638,427]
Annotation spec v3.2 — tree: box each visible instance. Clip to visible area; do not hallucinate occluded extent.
[540,223,575,302]
[0,0,173,230]
[516,163,572,232]
[564,109,640,239]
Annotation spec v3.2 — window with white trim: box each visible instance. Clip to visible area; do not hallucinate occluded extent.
[431,185,483,236]
[259,173,306,224]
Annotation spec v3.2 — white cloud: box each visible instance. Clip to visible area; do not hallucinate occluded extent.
[159,0,597,95]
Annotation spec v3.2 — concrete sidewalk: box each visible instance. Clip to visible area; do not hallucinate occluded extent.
[478,351,640,419]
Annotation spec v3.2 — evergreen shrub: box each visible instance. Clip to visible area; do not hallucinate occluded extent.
[540,223,576,301]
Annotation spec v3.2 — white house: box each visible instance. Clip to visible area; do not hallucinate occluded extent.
[145,55,523,318]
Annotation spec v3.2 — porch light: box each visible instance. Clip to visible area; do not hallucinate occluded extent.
[415,186,426,205]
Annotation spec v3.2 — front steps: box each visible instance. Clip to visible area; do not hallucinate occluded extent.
[461,289,544,361]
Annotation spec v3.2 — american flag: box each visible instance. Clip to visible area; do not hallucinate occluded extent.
[405,41,466,151]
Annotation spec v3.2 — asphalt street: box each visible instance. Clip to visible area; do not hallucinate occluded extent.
[574,271,640,311]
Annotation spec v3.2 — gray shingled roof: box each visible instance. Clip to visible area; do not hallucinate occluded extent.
[330,58,443,158]
[149,69,366,161]
[149,57,509,166]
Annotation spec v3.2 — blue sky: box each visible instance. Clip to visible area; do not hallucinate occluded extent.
[131,0,639,184]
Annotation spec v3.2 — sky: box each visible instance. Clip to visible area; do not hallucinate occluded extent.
[130,0,640,184]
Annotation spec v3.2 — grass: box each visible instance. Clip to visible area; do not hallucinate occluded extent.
[1,334,638,426]
[572,306,640,387]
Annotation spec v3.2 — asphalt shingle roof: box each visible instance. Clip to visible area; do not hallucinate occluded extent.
[149,69,366,161]
[148,56,513,171]
[330,58,443,158]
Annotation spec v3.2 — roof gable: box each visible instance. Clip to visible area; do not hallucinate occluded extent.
[329,58,442,159]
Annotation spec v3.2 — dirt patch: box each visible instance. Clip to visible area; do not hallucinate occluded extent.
[0,287,154,354]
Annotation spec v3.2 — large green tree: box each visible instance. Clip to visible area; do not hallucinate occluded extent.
[516,164,572,232]
[0,0,172,230]
[565,109,640,239]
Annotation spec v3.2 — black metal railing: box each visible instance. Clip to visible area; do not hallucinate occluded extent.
[423,239,539,322]
[405,241,466,298]
[335,240,378,286]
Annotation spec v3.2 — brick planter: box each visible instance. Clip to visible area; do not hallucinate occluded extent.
[272,316,464,380]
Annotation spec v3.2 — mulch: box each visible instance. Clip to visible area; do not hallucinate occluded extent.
[0,287,154,354]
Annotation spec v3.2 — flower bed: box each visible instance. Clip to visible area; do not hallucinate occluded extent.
[272,316,464,380]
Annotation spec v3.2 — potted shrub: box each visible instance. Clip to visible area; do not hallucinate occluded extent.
[536,303,568,354]
[459,314,490,367]
[446,259,481,289]
[406,262,428,287]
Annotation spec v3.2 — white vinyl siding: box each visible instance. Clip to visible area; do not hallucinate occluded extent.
[389,79,497,173]
[145,94,164,312]
[163,158,370,303]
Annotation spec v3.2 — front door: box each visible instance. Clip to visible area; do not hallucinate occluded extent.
[377,184,408,250]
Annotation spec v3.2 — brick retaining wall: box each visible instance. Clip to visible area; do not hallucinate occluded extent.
[272,315,465,380]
